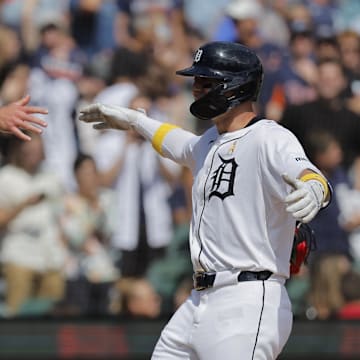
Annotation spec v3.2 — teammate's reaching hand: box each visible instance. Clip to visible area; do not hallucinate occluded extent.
[0,95,48,141]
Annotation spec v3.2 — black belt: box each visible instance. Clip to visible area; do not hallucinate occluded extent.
[193,270,273,291]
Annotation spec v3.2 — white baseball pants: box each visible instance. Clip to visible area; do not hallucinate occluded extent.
[152,279,292,360]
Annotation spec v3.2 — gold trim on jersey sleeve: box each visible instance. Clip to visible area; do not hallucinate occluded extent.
[300,173,329,200]
[152,123,179,155]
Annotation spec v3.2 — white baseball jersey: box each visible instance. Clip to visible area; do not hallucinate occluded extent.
[161,119,320,278]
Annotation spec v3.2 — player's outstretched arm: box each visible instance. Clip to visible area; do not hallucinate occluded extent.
[79,103,196,165]
[0,95,48,141]
[282,172,330,223]
[79,103,138,131]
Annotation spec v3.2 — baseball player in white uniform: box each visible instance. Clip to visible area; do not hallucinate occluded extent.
[79,42,330,360]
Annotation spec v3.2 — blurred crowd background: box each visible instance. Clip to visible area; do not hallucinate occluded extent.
[0,0,360,322]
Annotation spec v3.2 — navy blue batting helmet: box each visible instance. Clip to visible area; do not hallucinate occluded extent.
[176,41,263,120]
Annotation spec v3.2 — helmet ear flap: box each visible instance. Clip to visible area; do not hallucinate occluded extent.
[190,78,261,120]
[190,85,229,120]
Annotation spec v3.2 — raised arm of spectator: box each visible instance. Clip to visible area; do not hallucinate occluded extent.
[114,4,143,52]
[0,193,44,228]
[20,0,41,54]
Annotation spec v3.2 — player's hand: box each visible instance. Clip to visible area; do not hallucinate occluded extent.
[79,103,141,131]
[0,95,48,141]
[282,174,324,223]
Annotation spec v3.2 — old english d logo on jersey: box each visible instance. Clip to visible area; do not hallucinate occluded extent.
[209,155,238,200]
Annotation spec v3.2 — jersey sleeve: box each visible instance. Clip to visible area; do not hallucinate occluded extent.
[260,122,322,200]
[133,113,198,170]
[157,127,198,170]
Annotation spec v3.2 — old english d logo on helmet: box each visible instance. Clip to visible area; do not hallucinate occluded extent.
[194,49,203,63]
[176,41,264,120]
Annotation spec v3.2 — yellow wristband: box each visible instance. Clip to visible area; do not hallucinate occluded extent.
[152,123,178,155]
[300,173,329,200]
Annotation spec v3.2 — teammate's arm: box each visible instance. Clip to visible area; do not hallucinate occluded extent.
[79,103,197,166]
